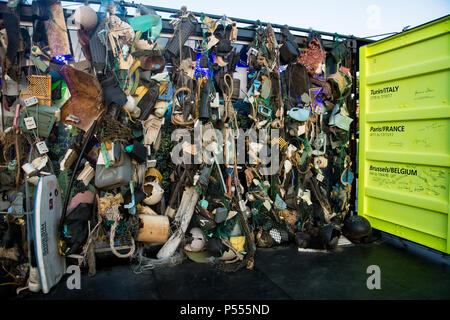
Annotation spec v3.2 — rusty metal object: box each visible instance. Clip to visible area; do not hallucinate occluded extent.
[44,2,71,57]
[77,29,92,62]
[60,65,105,132]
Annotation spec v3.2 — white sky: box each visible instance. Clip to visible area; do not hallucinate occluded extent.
[125,0,449,39]
[60,0,449,39]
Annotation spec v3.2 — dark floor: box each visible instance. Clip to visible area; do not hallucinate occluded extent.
[9,237,450,300]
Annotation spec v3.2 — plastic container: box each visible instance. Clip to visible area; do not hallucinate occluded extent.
[94,149,133,190]
[136,215,170,243]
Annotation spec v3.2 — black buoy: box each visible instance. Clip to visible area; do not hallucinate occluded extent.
[295,232,311,248]
[319,225,341,250]
[343,215,372,243]
[206,237,224,257]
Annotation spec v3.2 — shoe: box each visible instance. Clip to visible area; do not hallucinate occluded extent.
[28,266,41,293]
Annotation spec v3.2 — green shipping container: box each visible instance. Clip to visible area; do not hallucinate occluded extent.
[359,15,450,253]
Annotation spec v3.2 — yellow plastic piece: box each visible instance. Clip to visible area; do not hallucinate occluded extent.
[145,168,163,183]
[230,236,246,252]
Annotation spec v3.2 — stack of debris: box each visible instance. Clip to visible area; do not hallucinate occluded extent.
[0,1,371,295]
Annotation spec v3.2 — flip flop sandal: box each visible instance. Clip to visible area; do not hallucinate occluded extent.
[137,81,160,120]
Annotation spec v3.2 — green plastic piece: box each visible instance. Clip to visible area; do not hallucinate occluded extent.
[52,80,71,108]
[19,105,58,138]
[125,145,134,153]
[130,70,140,95]
[30,55,49,73]
[101,142,110,169]
[7,160,17,171]
[128,14,162,41]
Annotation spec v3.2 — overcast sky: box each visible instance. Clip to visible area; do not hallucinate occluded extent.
[119,0,449,39]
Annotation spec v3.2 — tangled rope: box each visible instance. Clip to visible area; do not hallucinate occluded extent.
[106,205,135,258]
[171,86,198,126]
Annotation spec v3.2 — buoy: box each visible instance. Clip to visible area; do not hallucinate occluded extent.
[136,214,170,243]
[73,5,98,31]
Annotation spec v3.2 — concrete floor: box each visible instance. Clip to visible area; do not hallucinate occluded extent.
[10,235,450,300]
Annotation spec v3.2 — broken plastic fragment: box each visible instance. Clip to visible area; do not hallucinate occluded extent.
[143,181,164,205]
[65,115,80,124]
[26,176,39,186]
[288,107,310,122]
[77,162,95,186]
[31,155,48,171]
[333,114,353,131]
[128,14,162,41]
[60,149,78,171]
[22,163,37,176]
[274,194,287,210]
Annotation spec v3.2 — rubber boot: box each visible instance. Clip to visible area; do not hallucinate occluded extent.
[28,266,41,293]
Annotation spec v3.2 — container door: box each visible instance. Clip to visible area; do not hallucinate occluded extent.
[359,15,450,253]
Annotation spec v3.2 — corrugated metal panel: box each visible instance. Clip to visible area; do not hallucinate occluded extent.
[359,15,450,253]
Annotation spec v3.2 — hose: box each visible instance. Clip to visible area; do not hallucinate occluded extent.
[60,120,98,232]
